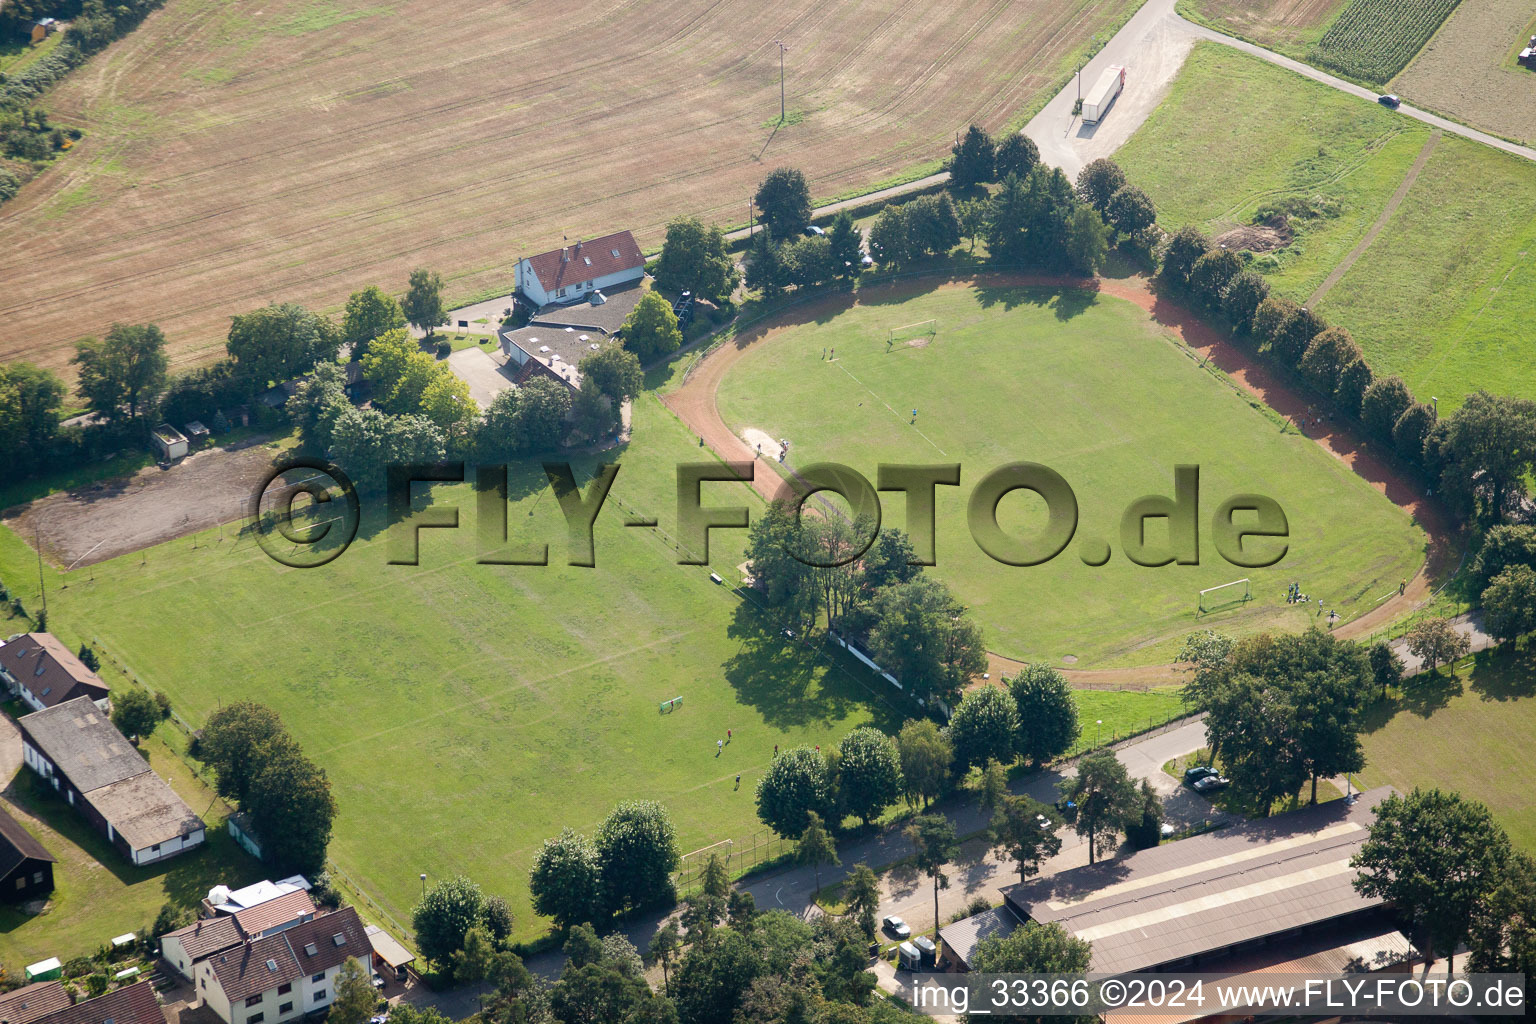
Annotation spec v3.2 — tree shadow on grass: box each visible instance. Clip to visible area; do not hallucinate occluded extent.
[1359,670,1464,734]
[1467,645,1536,702]
[721,602,908,734]
[973,283,1097,322]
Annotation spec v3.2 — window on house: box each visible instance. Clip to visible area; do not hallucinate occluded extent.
[31,872,41,884]
[557,288,566,298]
[611,249,621,258]
[248,1014,264,1024]
[312,973,325,983]
[245,995,263,1008]
[313,991,327,1002]
[200,979,207,990]
[14,878,24,890]
[278,1004,293,1016]
[150,844,161,852]
[583,257,591,266]
[277,984,292,996]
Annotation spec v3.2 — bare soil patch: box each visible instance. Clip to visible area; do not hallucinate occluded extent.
[4,438,284,567]
[0,0,1144,378]
[1395,0,1536,144]
[1213,216,1293,253]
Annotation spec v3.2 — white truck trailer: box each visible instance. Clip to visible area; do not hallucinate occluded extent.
[1081,64,1126,124]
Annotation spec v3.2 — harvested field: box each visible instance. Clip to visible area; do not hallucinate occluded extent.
[1395,0,1536,144]
[1176,0,1345,57]
[0,0,1144,378]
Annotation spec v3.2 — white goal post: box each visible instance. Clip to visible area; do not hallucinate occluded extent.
[888,318,938,343]
[1198,578,1251,614]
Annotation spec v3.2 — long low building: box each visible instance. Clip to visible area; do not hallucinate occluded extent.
[941,787,1404,975]
[17,697,204,865]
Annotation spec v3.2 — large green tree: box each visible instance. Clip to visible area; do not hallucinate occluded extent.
[754,167,813,239]
[1434,391,1536,522]
[111,689,160,742]
[226,302,340,386]
[1060,750,1137,864]
[594,800,679,917]
[991,795,1062,882]
[1353,789,1512,973]
[827,211,864,279]
[341,285,406,358]
[529,827,600,929]
[866,575,986,706]
[199,701,287,803]
[1009,665,1080,766]
[653,217,739,303]
[328,958,378,1024]
[947,684,1019,771]
[896,718,952,809]
[73,323,168,422]
[797,811,840,895]
[949,125,996,188]
[0,362,65,471]
[1074,158,1125,214]
[412,876,486,968]
[835,726,902,825]
[245,734,337,875]
[621,291,684,363]
[756,747,835,838]
[403,268,447,336]
[1482,565,1536,646]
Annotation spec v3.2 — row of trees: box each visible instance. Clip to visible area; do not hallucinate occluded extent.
[745,512,986,706]
[196,700,337,876]
[739,154,1158,305]
[526,801,680,933]
[1160,222,1536,527]
[752,664,1085,837]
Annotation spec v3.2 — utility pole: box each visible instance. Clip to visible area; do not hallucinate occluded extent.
[35,523,46,626]
[775,40,789,123]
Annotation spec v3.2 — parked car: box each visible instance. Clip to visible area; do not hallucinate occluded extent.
[372,970,386,989]
[1160,821,1177,838]
[804,224,826,237]
[860,251,875,267]
[1193,774,1231,793]
[883,915,911,940]
[1377,94,1401,108]
[1184,765,1219,786]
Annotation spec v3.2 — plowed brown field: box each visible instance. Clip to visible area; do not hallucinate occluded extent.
[0,0,1143,377]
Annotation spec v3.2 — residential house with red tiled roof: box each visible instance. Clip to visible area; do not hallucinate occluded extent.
[514,231,645,308]
[0,634,109,713]
[194,906,369,1024]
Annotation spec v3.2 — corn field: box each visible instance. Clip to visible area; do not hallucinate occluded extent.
[1308,0,1461,84]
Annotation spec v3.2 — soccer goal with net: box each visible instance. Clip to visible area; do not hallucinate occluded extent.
[888,319,938,345]
[1198,578,1251,614]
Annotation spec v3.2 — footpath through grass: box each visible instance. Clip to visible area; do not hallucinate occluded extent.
[1118,43,1536,411]
[713,281,1424,667]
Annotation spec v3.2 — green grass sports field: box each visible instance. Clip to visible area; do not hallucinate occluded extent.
[0,397,905,943]
[1359,647,1536,851]
[714,282,1425,667]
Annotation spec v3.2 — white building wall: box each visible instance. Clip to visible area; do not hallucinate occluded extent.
[132,828,205,866]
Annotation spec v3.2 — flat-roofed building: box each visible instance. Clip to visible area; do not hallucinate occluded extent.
[941,787,1403,975]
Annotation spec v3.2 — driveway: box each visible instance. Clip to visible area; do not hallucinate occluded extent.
[446,347,516,408]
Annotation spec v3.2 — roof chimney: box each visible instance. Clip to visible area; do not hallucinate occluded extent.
[561,247,568,263]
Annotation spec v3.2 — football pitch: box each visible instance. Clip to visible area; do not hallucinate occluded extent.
[713,282,1426,667]
[0,397,910,943]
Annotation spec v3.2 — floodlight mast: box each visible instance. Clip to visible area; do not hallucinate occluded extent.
[775,40,789,124]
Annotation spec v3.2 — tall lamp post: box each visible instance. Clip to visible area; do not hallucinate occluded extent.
[419,873,427,899]
[1096,719,1103,747]
[775,40,789,123]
